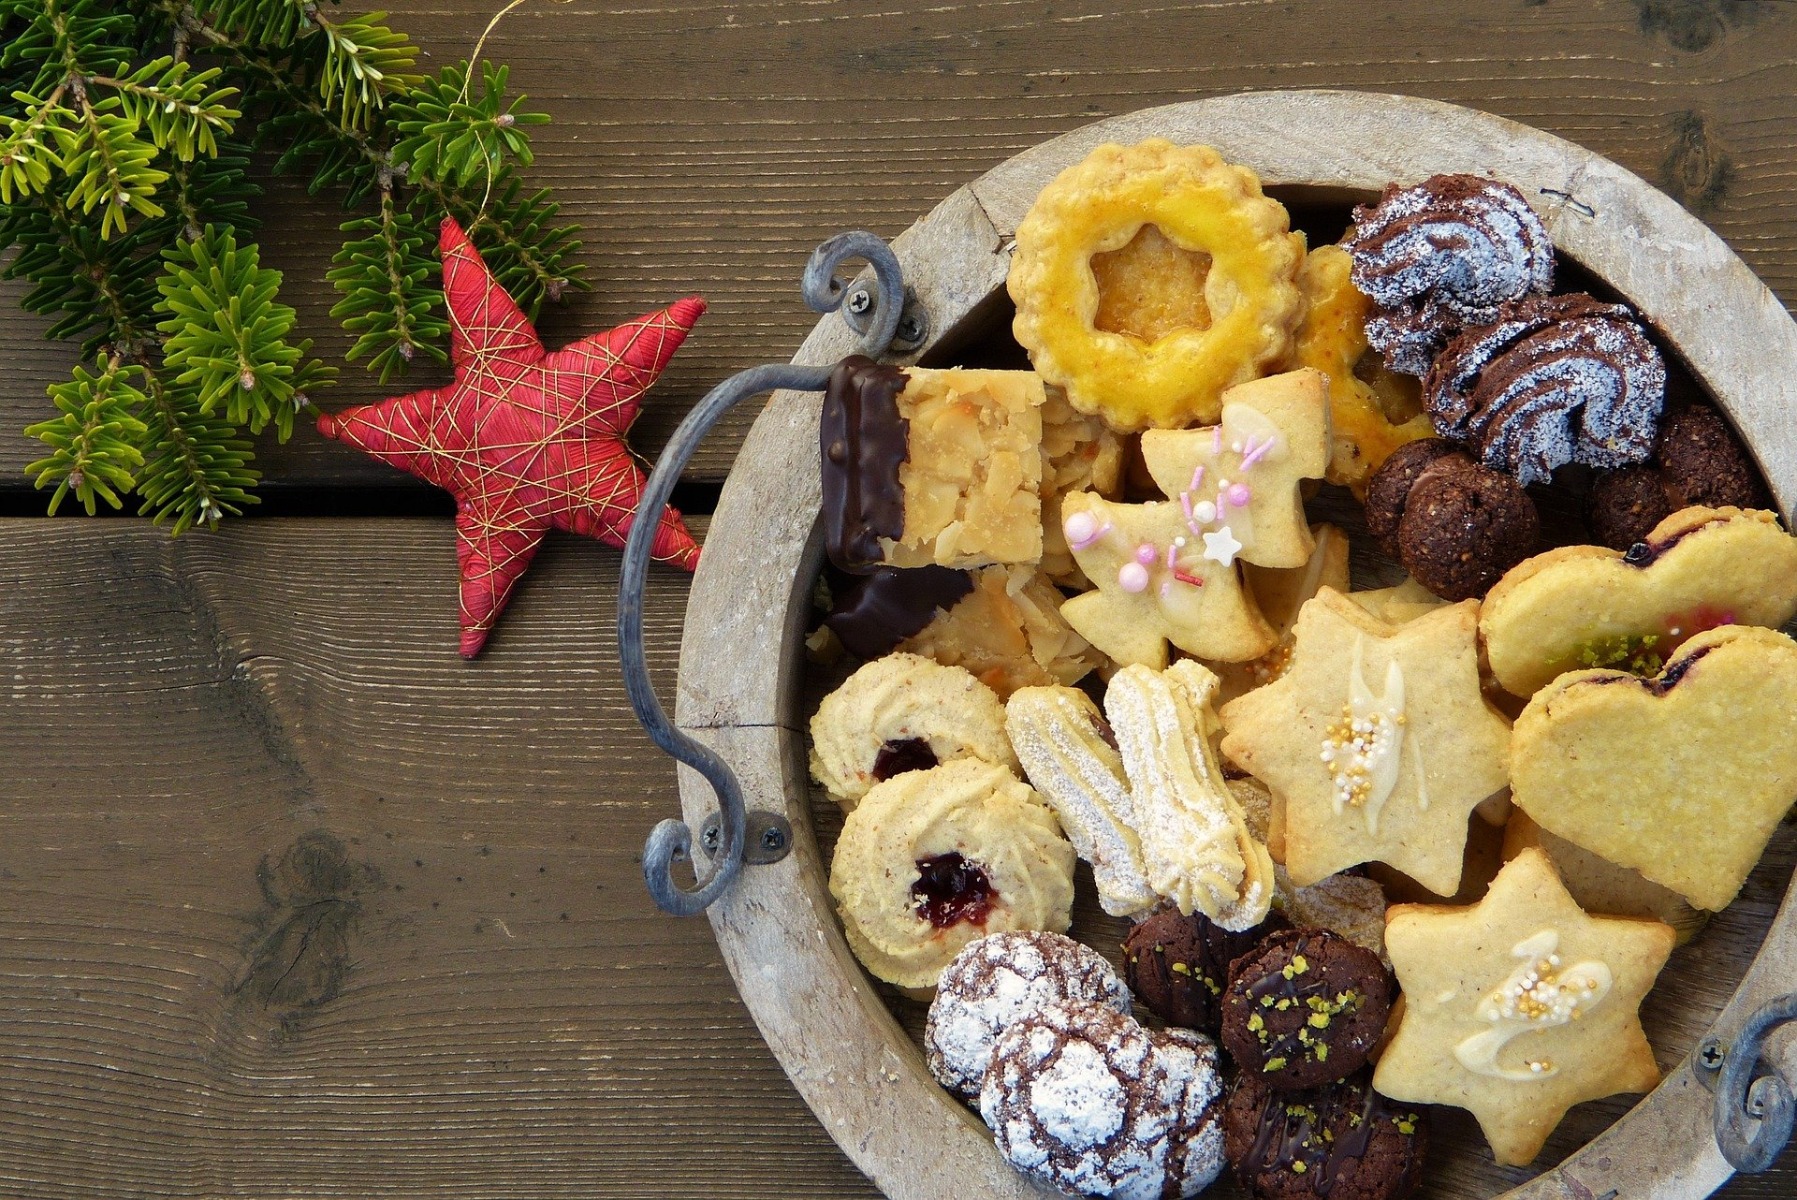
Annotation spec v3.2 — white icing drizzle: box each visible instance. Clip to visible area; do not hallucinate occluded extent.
[1318,634,1407,834]
[1453,930,1613,1082]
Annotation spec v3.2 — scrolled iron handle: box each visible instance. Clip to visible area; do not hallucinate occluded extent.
[619,231,910,915]
[1712,992,1797,1173]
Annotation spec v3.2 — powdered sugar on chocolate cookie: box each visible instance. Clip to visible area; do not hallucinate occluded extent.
[1345,175,1554,376]
[980,999,1226,1199]
[926,931,1130,1101]
[1424,293,1666,486]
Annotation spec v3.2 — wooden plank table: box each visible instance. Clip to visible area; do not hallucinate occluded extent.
[1,2,1793,1195]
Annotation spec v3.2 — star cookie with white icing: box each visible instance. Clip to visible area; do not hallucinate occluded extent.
[1138,368,1332,571]
[1373,848,1674,1166]
[1218,587,1511,895]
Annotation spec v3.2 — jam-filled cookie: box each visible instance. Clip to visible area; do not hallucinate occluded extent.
[808,651,1016,810]
[828,758,1075,991]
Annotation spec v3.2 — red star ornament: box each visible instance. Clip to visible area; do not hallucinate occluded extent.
[318,217,704,658]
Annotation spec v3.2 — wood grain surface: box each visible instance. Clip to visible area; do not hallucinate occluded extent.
[4,1,1797,1197]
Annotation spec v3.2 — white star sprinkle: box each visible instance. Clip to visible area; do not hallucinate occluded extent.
[1203,525,1243,566]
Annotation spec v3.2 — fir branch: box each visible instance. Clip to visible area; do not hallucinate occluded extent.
[24,355,149,515]
[0,188,163,353]
[0,86,75,204]
[328,182,448,381]
[391,61,547,192]
[56,99,168,238]
[426,174,586,319]
[310,8,419,131]
[155,224,334,437]
[88,56,240,160]
[134,365,258,533]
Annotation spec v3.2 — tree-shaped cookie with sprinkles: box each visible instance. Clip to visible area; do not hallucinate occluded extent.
[1057,369,1330,668]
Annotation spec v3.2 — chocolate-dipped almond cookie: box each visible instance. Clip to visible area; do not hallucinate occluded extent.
[1223,1070,1428,1200]
[1221,929,1391,1090]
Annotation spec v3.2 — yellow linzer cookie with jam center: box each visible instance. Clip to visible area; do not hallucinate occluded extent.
[1479,505,1797,697]
[1511,623,1797,912]
[1374,849,1674,1167]
[1218,588,1512,896]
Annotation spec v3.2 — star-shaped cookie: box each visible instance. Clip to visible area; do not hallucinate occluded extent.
[1374,848,1674,1167]
[1218,587,1510,895]
[1058,491,1276,668]
[1139,368,1330,570]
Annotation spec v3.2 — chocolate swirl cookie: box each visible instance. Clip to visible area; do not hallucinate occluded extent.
[1423,293,1666,486]
[1345,175,1554,376]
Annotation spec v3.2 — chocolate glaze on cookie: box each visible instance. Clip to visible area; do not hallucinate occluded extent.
[1221,929,1391,1091]
[1345,175,1555,377]
[1223,1071,1428,1200]
[822,355,910,571]
[1423,293,1666,486]
[1125,906,1291,1036]
[825,565,975,659]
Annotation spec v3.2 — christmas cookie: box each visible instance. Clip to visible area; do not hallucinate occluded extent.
[980,998,1227,1199]
[926,931,1130,1102]
[823,565,974,660]
[808,652,1016,810]
[1503,811,1706,945]
[1588,402,1771,549]
[1124,905,1291,1036]
[1109,661,1277,930]
[899,565,1103,698]
[1009,139,1306,431]
[1361,439,1539,600]
[1006,685,1160,919]
[1287,244,1433,492]
[1222,1071,1429,1200]
[1422,293,1665,486]
[1219,589,1512,896]
[821,357,1046,571]
[1057,489,1278,667]
[1040,385,1127,587]
[1220,928,1391,1089]
[1373,848,1674,1167]
[1344,578,1446,627]
[1479,505,1797,697]
[1510,623,1797,912]
[1137,368,1334,572]
[1275,868,1391,967]
[829,758,1075,991]
[1344,174,1555,377]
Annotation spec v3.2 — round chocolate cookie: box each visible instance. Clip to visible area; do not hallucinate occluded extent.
[1396,456,1540,600]
[1588,403,1771,549]
[926,931,1130,1102]
[1223,1071,1428,1200]
[980,999,1226,1199]
[1220,929,1391,1090]
[1124,906,1290,1036]
[1362,438,1465,559]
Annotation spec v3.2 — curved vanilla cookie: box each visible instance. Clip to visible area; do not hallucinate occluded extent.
[1006,686,1159,917]
[808,652,1017,809]
[830,758,1076,991]
[1106,661,1275,930]
[1481,505,1797,697]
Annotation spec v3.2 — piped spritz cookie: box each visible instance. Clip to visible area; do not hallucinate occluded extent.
[808,652,1016,810]
[1374,849,1674,1167]
[1010,139,1306,431]
[829,758,1075,991]
[1219,589,1511,896]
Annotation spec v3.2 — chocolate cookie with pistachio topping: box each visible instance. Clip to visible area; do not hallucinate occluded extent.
[1220,928,1391,1090]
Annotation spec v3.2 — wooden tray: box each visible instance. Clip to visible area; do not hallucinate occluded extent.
[669,91,1797,1200]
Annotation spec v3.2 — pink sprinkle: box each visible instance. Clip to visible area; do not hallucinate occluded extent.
[1135,543,1157,566]
[1213,426,1223,454]
[1173,569,1205,587]
[1165,543,1178,570]
[1159,580,1172,598]
[1064,510,1098,543]
[1180,490,1195,522]
[1239,436,1275,469]
[1068,518,1112,551]
[1119,562,1150,593]
[1189,464,1205,491]
[1224,482,1252,508]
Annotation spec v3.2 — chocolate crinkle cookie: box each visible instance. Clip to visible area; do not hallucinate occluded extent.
[981,999,1226,1199]
[1124,905,1290,1037]
[1344,174,1555,377]
[1223,1071,1428,1200]
[1220,929,1392,1091]
[1422,293,1666,487]
[1588,402,1771,549]
[1363,439,1539,601]
[926,930,1130,1102]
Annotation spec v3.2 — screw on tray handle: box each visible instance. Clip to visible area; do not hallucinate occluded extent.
[619,231,915,916]
[1700,992,1797,1173]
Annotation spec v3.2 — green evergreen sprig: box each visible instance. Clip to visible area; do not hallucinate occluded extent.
[1,0,586,530]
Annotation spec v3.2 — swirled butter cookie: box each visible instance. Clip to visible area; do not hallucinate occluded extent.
[829,758,1075,991]
[808,651,1016,810]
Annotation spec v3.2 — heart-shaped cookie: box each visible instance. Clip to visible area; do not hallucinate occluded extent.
[1480,506,1797,697]
[1511,624,1797,911]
